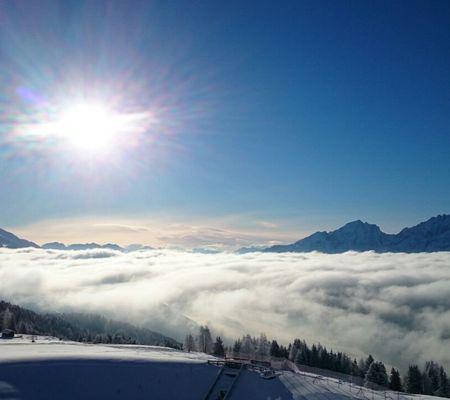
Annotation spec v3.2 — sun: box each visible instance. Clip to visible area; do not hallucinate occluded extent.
[55,103,122,152]
[16,96,154,158]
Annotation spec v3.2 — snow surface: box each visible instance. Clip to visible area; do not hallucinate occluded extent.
[0,337,292,399]
[0,337,448,400]
[280,369,448,400]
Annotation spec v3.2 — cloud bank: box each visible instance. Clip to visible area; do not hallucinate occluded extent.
[0,248,449,371]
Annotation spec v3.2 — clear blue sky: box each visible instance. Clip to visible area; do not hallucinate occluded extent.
[0,0,449,247]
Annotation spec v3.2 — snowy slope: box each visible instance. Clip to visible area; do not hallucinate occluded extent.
[279,369,449,400]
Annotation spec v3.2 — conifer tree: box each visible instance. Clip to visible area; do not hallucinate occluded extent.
[424,361,441,395]
[365,361,388,387]
[364,355,374,374]
[212,336,225,357]
[197,325,213,354]
[406,365,423,394]
[351,359,360,377]
[232,338,241,356]
[270,340,281,357]
[184,334,196,352]
[438,366,449,397]
[240,334,255,357]
[256,333,270,359]
[389,368,403,391]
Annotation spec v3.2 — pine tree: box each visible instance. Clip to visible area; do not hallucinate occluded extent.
[256,333,270,359]
[365,361,388,387]
[310,344,319,367]
[438,366,449,397]
[279,345,289,359]
[358,358,366,378]
[2,307,14,330]
[351,359,360,377]
[240,334,255,357]
[424,361,440,395]
[289,340,299,361]
[389,368,403,391]
[406,365,423,394]
[232,339,242,356]
[364,355,374,374]
[270,340,281,357]
[184,334,196,352]
[212,336,225,358]
[197,326,213,354]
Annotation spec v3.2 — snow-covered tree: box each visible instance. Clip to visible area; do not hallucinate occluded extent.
[240,334,255,357]
[289,339,301,361]
[197,325,213,354]
[184,334,196,352]
[256,333,270,359]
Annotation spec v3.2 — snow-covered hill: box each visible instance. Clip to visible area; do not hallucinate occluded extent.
[265,215,450,253]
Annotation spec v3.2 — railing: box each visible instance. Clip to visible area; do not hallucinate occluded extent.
[223,364,244,400]
[202,366,225,400]
[203,361,245,400]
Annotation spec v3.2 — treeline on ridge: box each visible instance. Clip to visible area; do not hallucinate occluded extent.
[0,300,180,348]
[184,326,450,398]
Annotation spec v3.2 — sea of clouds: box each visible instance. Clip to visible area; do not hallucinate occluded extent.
[0,248,449,371]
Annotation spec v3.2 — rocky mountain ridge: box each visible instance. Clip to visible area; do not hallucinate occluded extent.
[265,215,450,253]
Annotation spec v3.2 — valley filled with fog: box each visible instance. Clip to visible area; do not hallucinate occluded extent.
[1,248,449,371]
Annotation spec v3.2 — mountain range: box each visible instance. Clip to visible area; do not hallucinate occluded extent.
[1,214,450,253]
[0,229,152,252]
[41,242,153,252]
[264,214,450,253]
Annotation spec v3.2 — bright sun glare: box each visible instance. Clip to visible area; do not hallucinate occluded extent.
[55,103,121,151]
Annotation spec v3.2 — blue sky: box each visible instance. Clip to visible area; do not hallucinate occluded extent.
[0,0,449,248]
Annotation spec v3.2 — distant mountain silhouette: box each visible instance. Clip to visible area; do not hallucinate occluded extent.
[0,228,152,252]
[42,242,124,251]
[42,242,154,252]
[264,215,450,253]
[0,228,38,249]
[2,216,450,253]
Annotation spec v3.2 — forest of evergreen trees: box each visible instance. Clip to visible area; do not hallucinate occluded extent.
[0,300,180,348]
[184,327,450,398]
[2,299,448,398]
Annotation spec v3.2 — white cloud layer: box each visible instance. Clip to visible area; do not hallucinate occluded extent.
[0,248,449,372]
